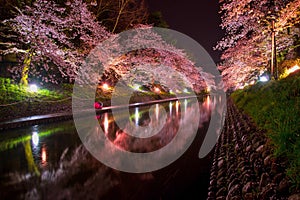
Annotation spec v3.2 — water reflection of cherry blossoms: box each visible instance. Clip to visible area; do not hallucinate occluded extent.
[0,96,219,200]
[95,97,213,153]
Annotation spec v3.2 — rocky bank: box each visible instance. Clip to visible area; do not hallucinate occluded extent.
[207,99,300,200]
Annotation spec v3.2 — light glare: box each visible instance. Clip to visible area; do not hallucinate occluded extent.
[134,84,140,90]
[102,83,109,90]
[154,87,160,93]
[135,107,139,125]
[259,75,269,82]
[32,132,39,146]
[287,65,300,75]
[29,84,38,93]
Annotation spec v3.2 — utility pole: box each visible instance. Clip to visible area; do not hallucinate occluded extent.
[268,0,278,80]
[270,17,278,80]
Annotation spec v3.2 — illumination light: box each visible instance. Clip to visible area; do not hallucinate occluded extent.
[154,87,160,93]
[155,104,159,120]
[287,64,300,75]
[133,84,140,91]
[29,84,38,93]
[184,99,188,112]
[175,101,179,114]
[135,107,139,126]
[42,146,47,164]
[204,96,211,110]
[103,113,109,134]
[259,75,269,82]
[102,83,109,90]
[32,132,39,146]
[175,89,181,94]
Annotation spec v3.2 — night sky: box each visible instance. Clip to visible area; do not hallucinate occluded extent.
[147,0,224,63]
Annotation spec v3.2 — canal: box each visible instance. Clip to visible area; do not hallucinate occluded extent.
[0,97,216,200]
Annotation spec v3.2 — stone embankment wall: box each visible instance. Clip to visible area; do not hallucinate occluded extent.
[207,99,299,200]
[0,113,72,130]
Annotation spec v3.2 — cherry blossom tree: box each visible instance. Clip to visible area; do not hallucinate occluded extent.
[77,26,211,95]
[103,48,207,93]
[2,0,109,85]
[2,0,214,93]
[217,0,300,90]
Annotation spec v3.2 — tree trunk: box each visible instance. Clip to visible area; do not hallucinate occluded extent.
[112,8,123,33]
[112,0,128,33]
[23,140,40,176]
[20,49,33,86]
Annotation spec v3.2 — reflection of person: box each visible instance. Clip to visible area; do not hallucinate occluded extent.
[94,101,103,109]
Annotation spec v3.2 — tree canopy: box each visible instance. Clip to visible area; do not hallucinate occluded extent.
[1,0,211,92]
[217,0,300,90]
[1,0,110,85]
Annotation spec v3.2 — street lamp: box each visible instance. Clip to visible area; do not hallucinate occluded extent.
[267,0,279,80]
[154,87,160,93]
[102,83,109,91]
[259,75,269,82]
[28,84,38,93]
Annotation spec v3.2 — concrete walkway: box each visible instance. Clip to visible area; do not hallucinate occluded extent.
[0,95,199,130]
[0,112,73,130]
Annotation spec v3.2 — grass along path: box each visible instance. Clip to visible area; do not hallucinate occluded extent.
[231,71,300,190]
[0,78,73,122]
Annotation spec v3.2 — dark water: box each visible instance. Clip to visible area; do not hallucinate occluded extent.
[0,97,216,200]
